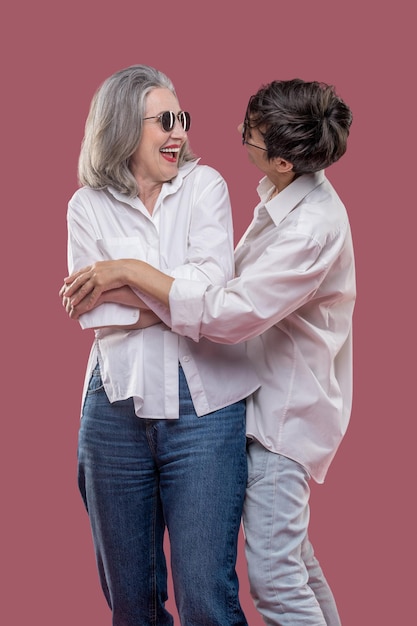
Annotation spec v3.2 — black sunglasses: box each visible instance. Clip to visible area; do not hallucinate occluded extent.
[143,110,191,132]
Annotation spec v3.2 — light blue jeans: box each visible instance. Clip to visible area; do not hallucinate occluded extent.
[243,441,341,626]
[78,363,248,626]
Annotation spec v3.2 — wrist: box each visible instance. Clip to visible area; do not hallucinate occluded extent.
[124,259,140,288]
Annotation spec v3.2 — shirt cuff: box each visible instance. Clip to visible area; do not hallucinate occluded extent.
[169,278,208,341]
[78,303,140,329]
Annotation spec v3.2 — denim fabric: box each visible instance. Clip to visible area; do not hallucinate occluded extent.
[78,363,248,626]
[243,441,341,626]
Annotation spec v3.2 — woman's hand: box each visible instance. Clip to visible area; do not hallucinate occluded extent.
[60,257,173,318]
[61,260,130,312]
[60,288,107,319]
[59,264,163,329]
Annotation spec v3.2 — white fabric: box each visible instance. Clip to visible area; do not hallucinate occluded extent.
[169,171,356,482]
[66,159,260,418]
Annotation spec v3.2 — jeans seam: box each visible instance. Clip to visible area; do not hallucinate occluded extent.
[150,482,159,626]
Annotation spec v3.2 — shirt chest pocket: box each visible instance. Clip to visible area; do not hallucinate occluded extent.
[96,236,160,266]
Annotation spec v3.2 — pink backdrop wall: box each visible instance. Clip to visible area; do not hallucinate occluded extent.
[3,1,414,624]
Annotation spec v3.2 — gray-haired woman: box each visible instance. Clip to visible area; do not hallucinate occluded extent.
[62,65,259,626]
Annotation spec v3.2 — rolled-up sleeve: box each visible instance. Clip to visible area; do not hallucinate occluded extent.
[169,229,340,345]
[168,279,209,341]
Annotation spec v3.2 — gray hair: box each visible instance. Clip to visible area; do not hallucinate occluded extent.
[78,65,196,197]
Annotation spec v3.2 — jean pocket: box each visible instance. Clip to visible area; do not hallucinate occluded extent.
[246,439,268,488]
[86,362,105,395]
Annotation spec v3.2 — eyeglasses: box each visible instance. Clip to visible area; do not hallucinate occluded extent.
[143,110,191,132]
[242,117,267,151]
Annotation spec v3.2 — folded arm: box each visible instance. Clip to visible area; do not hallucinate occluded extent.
[62,259,173,314]
[60,267,163,330]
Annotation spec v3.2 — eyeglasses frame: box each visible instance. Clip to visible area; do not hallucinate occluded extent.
[241,112,268,152]
[143,110,191,133]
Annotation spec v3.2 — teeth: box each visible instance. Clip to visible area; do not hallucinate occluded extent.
[160,148,180,153]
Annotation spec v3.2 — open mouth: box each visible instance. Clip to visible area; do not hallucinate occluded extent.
[160,146,180,163]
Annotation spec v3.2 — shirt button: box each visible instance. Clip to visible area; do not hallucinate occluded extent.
[183,356,190,362]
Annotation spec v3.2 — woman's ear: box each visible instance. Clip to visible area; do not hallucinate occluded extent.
[272,157,294,173]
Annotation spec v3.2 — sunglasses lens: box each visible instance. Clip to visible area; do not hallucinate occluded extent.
[180,111,191,132]
[159,111,191,132]
[161,111,175,132]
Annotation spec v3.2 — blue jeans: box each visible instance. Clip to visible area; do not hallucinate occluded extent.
[243,441,341,626]
[78,363,248,626]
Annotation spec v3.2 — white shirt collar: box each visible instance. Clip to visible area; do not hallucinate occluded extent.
[257,170,326,226]
[107,158,201,208]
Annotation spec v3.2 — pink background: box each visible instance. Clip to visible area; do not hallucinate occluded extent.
[3,1,414,624]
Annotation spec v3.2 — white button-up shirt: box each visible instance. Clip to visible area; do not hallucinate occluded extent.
[168,171,356,482]
[67,159,260,419]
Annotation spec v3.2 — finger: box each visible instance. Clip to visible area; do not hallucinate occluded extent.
[62,295,71,314]
[63,265,94,286]
[69,282,92,306]
[64,265,93,281]
[83,287,102,311]
[64,272,93,298]
[69,306,79,320]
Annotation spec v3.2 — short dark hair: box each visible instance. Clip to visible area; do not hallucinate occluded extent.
[247,79,353,173]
